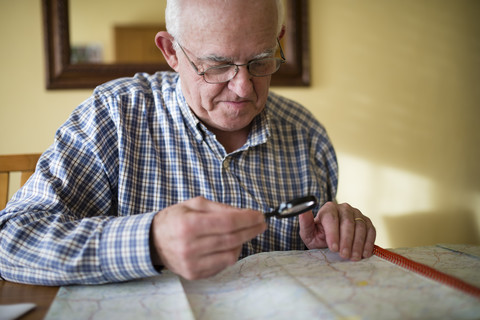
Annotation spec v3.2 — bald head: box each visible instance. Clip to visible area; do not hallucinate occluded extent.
[165,0,284,45]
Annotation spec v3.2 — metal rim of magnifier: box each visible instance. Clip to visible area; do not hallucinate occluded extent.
[266,195,318,218]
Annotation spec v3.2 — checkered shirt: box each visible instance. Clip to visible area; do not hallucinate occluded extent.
[0,72,337,285]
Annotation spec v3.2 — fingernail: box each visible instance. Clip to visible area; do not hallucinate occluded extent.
[341,248,349,258]
[331,243,339,252]
[351,253,361,261]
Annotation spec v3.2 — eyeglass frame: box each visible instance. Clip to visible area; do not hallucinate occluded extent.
[176,38,286,84]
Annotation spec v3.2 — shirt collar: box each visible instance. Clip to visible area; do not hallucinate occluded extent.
[175,79,204,142]
[245,108,270,148]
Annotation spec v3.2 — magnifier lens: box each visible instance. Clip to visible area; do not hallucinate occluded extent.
[268,195,318,218]
[278,200,316,216]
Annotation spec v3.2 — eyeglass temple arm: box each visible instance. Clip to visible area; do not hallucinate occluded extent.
[277,38,286,61]
[176,42,205,76]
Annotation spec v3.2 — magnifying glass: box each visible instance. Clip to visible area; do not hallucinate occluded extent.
[265,195,318,219]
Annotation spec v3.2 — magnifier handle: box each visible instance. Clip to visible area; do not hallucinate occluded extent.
[264,210,276,218]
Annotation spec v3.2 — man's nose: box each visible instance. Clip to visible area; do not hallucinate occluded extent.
[227,65,253,97]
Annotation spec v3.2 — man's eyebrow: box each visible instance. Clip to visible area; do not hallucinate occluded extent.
[252,47,277,60]
[198,54,232,63]
[198,46,278,63]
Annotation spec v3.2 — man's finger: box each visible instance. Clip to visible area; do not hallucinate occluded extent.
[363,220,376,258]
[298,210,315,246]
[337,204,356,259]
[316,202,340,253]
[181,247,242,280]
[190,222,267,255]
[350,215,368,261]
[169,197,265,236]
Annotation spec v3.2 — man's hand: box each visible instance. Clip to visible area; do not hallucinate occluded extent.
[299,202,376,261]
[150,197,267,280]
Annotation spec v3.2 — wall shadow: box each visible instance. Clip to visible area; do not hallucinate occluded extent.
[383,210,480,248]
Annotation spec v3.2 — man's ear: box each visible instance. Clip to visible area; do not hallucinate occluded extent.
[155,31,179,71]
[278,25,286,40]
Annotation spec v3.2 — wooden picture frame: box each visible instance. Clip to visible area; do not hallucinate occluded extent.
[42,0,310,89]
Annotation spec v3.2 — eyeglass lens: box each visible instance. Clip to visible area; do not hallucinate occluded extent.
[203,58,283,83]
[265,195,318,219]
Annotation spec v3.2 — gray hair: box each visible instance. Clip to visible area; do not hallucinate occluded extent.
[165,0,285,46]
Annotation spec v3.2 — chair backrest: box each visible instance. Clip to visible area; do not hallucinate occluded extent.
[0,153,41,210]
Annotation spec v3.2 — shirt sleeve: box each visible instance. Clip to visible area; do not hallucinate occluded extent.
[306,115,339,205]
[0,93,160,285]
[314,128,338,202]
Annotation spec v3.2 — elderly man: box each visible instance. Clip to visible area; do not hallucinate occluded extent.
[0,0,375,285]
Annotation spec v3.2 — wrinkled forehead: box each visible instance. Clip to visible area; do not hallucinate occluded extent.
[180,0,279,44]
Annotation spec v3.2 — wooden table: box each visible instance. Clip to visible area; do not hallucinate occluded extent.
[0,281,58,320]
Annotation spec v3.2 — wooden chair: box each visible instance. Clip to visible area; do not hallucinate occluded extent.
[0,153,42,210]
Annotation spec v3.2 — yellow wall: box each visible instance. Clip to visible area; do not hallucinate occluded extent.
[1,1,479,248]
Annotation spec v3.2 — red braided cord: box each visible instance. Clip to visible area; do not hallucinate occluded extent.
[373,245,480,299]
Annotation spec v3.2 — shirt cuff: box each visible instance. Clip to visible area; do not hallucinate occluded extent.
[99,211,160,282]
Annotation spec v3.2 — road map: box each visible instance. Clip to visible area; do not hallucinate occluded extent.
[45,245,480,320]
[45,270,194,320]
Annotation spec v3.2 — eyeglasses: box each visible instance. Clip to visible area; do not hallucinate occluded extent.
[177,39,286,84]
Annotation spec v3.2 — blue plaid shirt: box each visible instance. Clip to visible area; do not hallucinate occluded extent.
[0,72,337,285]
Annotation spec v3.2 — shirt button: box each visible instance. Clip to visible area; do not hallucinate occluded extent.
[223,159,230,169]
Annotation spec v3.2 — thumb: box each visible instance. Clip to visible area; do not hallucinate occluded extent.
[298,211,316,245]
[298,210,315,227]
